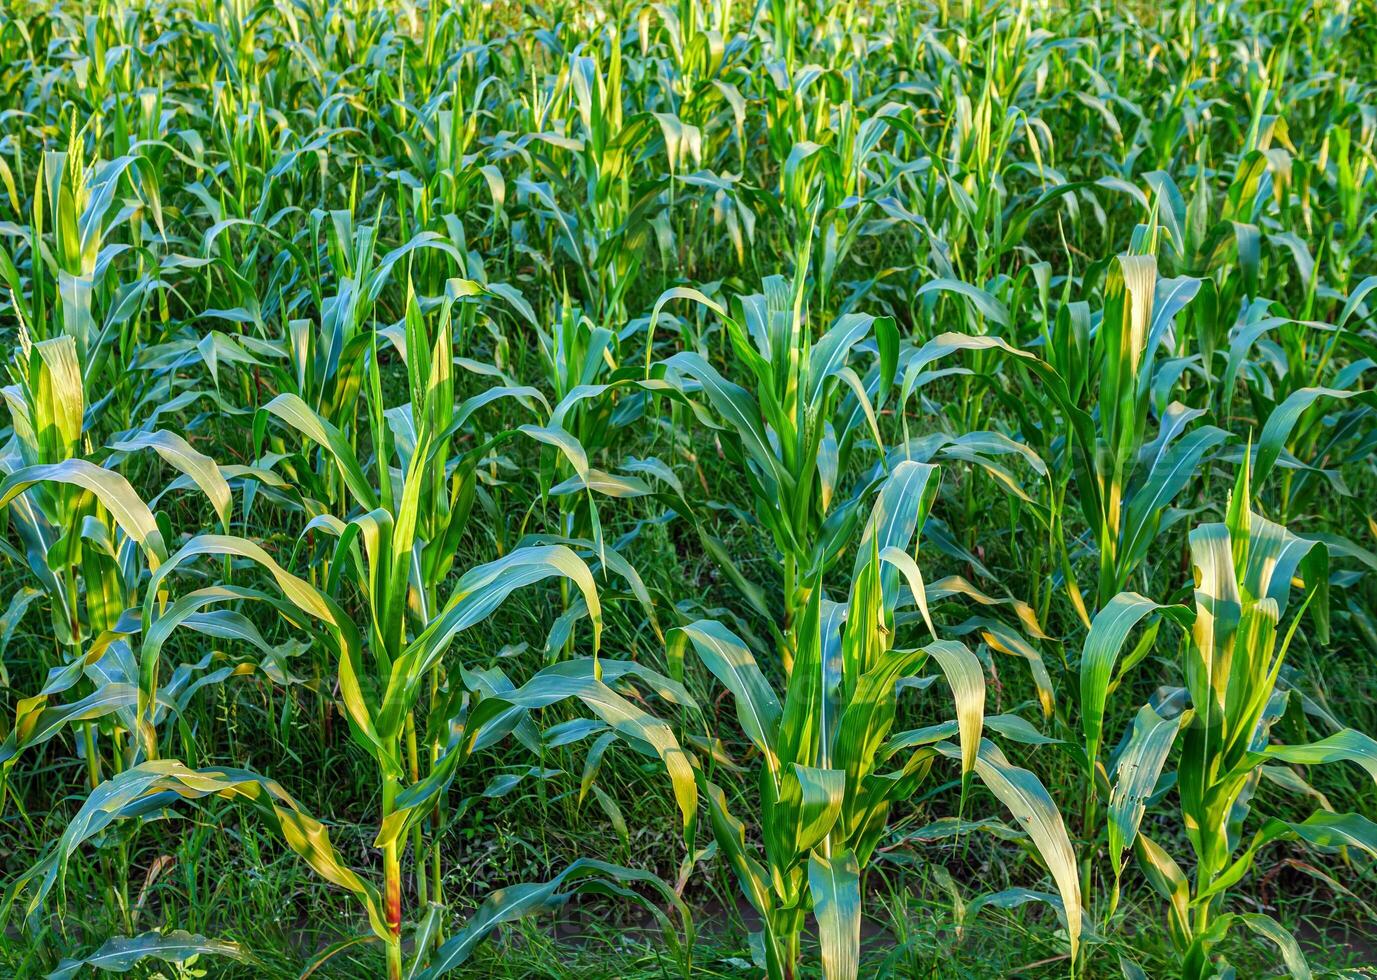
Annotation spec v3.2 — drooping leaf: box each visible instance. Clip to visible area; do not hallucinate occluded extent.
[46,928,250,979]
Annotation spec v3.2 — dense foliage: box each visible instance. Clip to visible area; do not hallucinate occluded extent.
[1,0,1376,977]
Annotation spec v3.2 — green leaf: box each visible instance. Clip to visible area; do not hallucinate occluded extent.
[18,760,386,941]
[1120,425,1228,571]
[1081,593,1192,765]
[465,659,697,833]
[258,393,378,510]
[916,278,1010,328]
[809,848,861,980]
[701,778,776,923]
[942,739,1082,961]
[1199,811,1377,903]
[1255,387,1375,489]
[46,928,250,979]
[668,620,781,776]
[644,285,731,376]
[1256,729,1377,788]
[1237,913,1312,980]
[1108,704,1184,876]
[387,546,602,740]
[784,765,846,855]
[139,533,395,780]
[925,640,985,782]
[420,859,691,979]
[0,461,168,564]
[1136,832,1191,949]
[109,430,232,530]
[806,313,880,405]
[657,351,786,494]
[0,684,141,769]
[855,461,941,604]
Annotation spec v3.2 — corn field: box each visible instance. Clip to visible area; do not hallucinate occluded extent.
[1,0,1375,977]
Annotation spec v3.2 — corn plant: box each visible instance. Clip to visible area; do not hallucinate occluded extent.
[1124,465,1377,978]
[648,271,897,670]
[249,283,693,976]
[0,332,232,778]
[0,136,165,426]
[2,422,693,980]
[1074,462,1377,978]
[666,462,1082,979]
